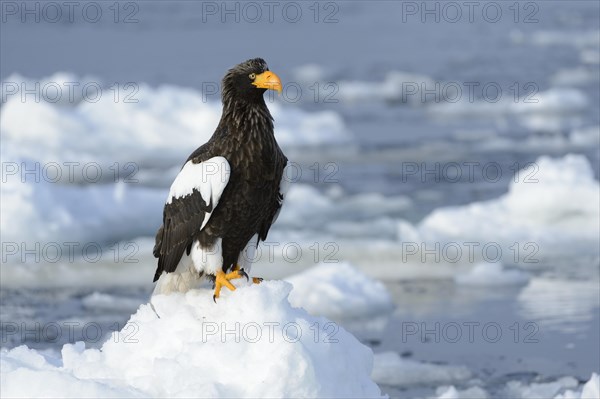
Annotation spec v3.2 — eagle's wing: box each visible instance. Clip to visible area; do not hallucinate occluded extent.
[272,161,292,224]
[153,156,230,282]
[259,161,291,241]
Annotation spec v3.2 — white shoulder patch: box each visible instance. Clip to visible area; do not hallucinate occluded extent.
[166,156,231,229]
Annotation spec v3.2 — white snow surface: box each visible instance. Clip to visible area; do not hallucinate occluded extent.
[286,262,394,320]
[454,262,531,287]
[0,281,384,398]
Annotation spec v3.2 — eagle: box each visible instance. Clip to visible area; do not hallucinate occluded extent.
[152,58,289,301]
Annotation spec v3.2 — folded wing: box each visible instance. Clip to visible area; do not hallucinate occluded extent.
[153,157,230,281]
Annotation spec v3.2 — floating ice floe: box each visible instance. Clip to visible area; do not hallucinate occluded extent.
[503,376,580,399]
[291,63,328,83]
[286,262,394,320]
[435,373,600,399]
[0,165,164,247]
[1,73,352,168]
[0,281,384,398]
[277,184,410,235]
[555,373,600,399]
[371,351,471,387]
[399,154,600,260]
[428,87,589,133]
[529,30,600,49]
[81,292,143,312]
[551,67,600,86]
[429,88,588,118]
[337,71,437,104]
[435,385,489,399]
[454,262,530,287]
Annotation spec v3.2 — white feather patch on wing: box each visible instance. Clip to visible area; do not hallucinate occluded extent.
[166,156,231,229]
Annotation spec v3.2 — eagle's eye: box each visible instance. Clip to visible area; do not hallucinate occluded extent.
[249,73,256,80]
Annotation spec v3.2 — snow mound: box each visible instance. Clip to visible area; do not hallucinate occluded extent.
[0,346,140,398]
[402,154,600,259]
[0,281,384,398]
[286,262,394,320]
[371,352,471,387]
[454,262,530,287]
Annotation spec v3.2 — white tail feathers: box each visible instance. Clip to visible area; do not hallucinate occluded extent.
[152,269,203,295]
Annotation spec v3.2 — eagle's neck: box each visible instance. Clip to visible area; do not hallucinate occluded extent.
[220,96,274,141]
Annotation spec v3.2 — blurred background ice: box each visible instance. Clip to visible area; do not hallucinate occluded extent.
[1,1,599,397]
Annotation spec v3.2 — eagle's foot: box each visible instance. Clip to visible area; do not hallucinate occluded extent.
[232,265,263,284]
[212,268,248,302]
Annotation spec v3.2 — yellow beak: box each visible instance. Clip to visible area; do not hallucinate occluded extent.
[252,71,283,93]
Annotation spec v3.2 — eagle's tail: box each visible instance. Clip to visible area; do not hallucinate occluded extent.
[152,269,204,296]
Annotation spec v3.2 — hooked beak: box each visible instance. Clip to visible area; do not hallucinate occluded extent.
[252,71,283,93]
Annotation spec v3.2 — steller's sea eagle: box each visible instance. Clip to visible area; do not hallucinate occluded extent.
[152,58,289,301]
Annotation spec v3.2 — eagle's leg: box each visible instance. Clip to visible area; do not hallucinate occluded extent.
[231,264,263,284]
[212,268,248,302]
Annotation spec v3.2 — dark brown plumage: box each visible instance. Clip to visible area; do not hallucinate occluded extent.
[152,58,287,294]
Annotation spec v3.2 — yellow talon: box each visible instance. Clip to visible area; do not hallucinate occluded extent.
[213,268,247,302]
[231,265,262,284]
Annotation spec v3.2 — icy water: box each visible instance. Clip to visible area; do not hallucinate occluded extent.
[1,1,599,397]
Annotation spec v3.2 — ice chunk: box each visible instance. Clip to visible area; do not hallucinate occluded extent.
[286,262,394,319]
[454,262,530,287]
[0,281,384,398]
[371,351,471,387]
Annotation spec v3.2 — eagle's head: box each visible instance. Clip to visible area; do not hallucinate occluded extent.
[222,58,282,104]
